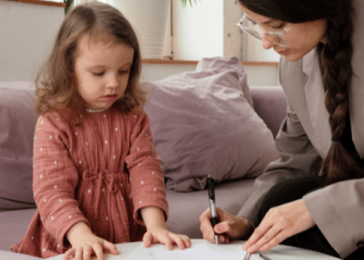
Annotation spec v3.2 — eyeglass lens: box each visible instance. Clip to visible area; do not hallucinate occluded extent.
[239,16,288,46]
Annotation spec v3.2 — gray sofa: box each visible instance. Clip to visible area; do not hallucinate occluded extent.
[0,83,287,259]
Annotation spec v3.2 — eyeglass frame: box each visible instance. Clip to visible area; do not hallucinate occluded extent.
[237,14,291,47]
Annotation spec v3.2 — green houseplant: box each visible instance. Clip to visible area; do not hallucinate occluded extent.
[64,0,73,14]
[181,0,197,7]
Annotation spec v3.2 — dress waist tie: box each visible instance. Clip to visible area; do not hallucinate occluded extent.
[82,170,119,241]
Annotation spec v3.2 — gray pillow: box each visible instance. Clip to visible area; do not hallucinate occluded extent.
[0,82,37,210]
[143,57,278,192]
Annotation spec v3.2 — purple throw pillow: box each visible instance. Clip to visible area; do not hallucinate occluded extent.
[143,57,278,192]
[0,83,38,210]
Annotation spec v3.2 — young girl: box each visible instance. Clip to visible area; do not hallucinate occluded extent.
[12,2,190,259]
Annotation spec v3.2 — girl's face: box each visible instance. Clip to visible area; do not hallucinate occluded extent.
[74,34,134,111]
[240,5,328,62]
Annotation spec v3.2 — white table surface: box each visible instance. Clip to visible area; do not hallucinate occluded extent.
[46,239,340,260]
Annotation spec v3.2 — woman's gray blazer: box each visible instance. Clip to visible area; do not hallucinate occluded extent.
[237,0,364,258]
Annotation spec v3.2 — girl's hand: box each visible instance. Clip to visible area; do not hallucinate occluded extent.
[63,222,118,260]
[143,227,191,250]
[140,206,191,250]
[199,207,253,244]
[242,199,315,253]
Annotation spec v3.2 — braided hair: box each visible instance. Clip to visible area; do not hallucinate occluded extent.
[239,0,363,183]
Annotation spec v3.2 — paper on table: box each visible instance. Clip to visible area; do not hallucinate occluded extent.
[124,240,250,260]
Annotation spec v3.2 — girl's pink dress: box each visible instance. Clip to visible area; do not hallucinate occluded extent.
[12,108,168,258]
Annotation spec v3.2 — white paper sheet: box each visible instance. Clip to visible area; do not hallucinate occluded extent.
[124,240,250,260]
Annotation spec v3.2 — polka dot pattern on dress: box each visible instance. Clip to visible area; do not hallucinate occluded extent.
[29,111,169,255]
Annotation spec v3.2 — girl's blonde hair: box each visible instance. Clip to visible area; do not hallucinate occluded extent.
[35,2,145,123]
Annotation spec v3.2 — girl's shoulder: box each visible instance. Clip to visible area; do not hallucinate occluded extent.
[36,110,73,132]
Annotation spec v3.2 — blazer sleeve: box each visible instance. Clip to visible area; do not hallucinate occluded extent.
[237,99,321,227]
[304,177,364,258]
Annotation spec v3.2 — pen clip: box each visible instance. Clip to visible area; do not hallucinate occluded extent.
[207,175,215,201]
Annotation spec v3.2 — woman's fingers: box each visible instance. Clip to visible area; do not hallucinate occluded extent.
[243,200,316,253]
[260,230,286,251]
[242,217,273,251]
[243,221,278,252]
[214,221,232,234]
[199,209,216,243]
[200,207,252,244]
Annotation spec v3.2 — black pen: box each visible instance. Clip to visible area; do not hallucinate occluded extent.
[207,175,219,245]
[259,253,272,260]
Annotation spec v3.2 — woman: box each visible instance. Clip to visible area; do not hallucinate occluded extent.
[199,0,364,259]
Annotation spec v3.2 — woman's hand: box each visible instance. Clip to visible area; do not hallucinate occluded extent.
[242,199,315,253]
[199,207,253,244]
[63,222,118,260]
[143,227,191,250]
[141,206,191,250]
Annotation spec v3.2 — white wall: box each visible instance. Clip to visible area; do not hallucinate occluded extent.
[0,1,64,82]
[0,0,279,86]
[172,0,224,60]
[141,63,279,86]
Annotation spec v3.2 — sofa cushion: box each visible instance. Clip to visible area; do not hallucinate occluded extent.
[250,86,287,138]
[0,82,38,211]
[0,208,37,252]
[143,57,278,192]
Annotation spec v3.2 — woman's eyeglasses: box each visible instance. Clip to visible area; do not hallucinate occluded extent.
[237,14,291,47]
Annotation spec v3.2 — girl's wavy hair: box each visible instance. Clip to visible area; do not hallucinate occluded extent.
[239,0,363,184]
[35,2,145,124]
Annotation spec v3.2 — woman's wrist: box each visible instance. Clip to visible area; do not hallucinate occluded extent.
[237,217,253,240]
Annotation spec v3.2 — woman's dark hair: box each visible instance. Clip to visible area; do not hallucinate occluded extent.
[35,2,145,124]
[239,0,363,183]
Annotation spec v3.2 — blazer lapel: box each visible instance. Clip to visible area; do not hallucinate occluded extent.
[302,48,331,157]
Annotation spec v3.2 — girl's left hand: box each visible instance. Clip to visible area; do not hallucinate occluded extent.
[143,228,191,251]
[242,199,315,253]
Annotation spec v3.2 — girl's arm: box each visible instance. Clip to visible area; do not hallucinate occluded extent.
[126,110,190,249]
[140,206,191,250]
[33,115,91,247]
